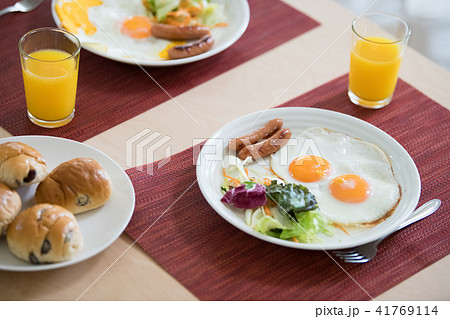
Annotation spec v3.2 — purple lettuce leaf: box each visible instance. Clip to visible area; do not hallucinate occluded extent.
[221,182,267,209]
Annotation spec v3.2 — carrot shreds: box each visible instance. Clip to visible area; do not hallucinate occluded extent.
[180,0,203,13]
[263,205,271,216]
[214,22,228,28]
[263,167,272,173]
[333,223,350,236]
[165,1,204,25]
[244,168,256,182]
[222,168,240,187]
[292,237,299,243]
[263,178,271,186]
[164,10,193,26]
[166,10,188,17]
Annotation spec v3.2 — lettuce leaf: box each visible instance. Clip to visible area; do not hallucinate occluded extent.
[265,180,318,217]
[279,210,334,243]
[254,215,286,235]
[197,2,226,26]
[245,182,334,243]
[252,208,333,243]
[146,0,180,22]
[221,182,267,209]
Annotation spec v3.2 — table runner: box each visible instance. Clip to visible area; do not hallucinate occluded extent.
[125,74,450,300]
[0,0,319,142]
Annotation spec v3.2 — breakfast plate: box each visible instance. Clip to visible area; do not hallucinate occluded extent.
[0,136,135,271]
[196,107,421,250]
[51,0,250,67]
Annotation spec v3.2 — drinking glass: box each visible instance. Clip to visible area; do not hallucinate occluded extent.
[19,27,81,128]
[348,13,410,109]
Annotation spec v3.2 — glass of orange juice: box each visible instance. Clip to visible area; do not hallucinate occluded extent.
[19,28,81,128]
[348,13,410,109]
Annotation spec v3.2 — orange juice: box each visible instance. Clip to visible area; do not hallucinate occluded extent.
[22,49,78,124]
[349,36,402,101]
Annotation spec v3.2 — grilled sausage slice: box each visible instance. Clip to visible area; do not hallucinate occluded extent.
[152,23,210,40]
[238,128,292,160]
[228,118,283,152]
[168,35,214,59]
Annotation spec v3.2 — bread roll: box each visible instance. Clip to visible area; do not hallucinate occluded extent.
[35,158,112,214]
[6,204,83,264]
[0,183,22,235]
[0,142,48,188]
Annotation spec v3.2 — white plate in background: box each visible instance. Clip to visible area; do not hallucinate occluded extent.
[51,0,250,66]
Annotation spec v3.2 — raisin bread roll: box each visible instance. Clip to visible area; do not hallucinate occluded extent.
[35,158,112,214]
[0,183,22,235]
[0,142,48,188]
[6,204,83,264]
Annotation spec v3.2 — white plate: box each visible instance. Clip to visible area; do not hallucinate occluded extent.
[51,0,250,67]
[0,136,135,271]
[196,107,421,250]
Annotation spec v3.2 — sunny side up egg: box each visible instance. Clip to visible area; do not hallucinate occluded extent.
[55,0,181,60]
[270,127,401,225]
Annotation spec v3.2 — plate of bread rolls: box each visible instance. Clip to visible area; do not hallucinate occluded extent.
[0,136,135,271]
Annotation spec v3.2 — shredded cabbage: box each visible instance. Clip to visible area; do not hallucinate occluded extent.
[145,0,226,26]
[223,155,249,185]
[146,0,180,22]
[250,206,334,243]
[197,2,226,26]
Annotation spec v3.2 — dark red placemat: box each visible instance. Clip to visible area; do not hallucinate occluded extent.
[125,74,449,300]
[0,0,319,141]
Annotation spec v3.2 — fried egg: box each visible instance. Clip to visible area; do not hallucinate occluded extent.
[270,127,400,225]
[55,0,182,60]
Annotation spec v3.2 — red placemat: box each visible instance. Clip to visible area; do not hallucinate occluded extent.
[0,0,319,141]
[125,74,450,300]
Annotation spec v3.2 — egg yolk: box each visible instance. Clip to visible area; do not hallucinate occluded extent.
[121,16,152,39]
[288,155,332,183]
[329,175,371,203]
[55,0,103,36]
[159,41,186,59]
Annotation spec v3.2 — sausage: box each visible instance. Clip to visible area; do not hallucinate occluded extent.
[238,128,292,160]
[228,118,283,152]
[168,35,214,59]
[151,23,210,40]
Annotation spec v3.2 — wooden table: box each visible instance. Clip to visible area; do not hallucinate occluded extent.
[0,0,449,300]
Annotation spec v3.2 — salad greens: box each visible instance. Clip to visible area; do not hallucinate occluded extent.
[197,2,226,26]
[270,208,333,243]
[145,0,180,22]
[251,207,333,243]
[253,182,333,243]
[221,182,267,209]
[144,0,226,26]
[221,161,334,243]
[265,181,318,217]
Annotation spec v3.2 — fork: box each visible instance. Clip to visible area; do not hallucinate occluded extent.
[332,199,441,263]
[0,0,43,17]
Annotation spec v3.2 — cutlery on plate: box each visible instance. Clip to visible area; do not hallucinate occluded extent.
[332,199,441,263]
[0,0,43,17]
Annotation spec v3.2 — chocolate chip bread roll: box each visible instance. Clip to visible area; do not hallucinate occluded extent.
[6,204,83,264]
[0,142,48,188]
[0,183,22,235]
[35,158,112,214]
